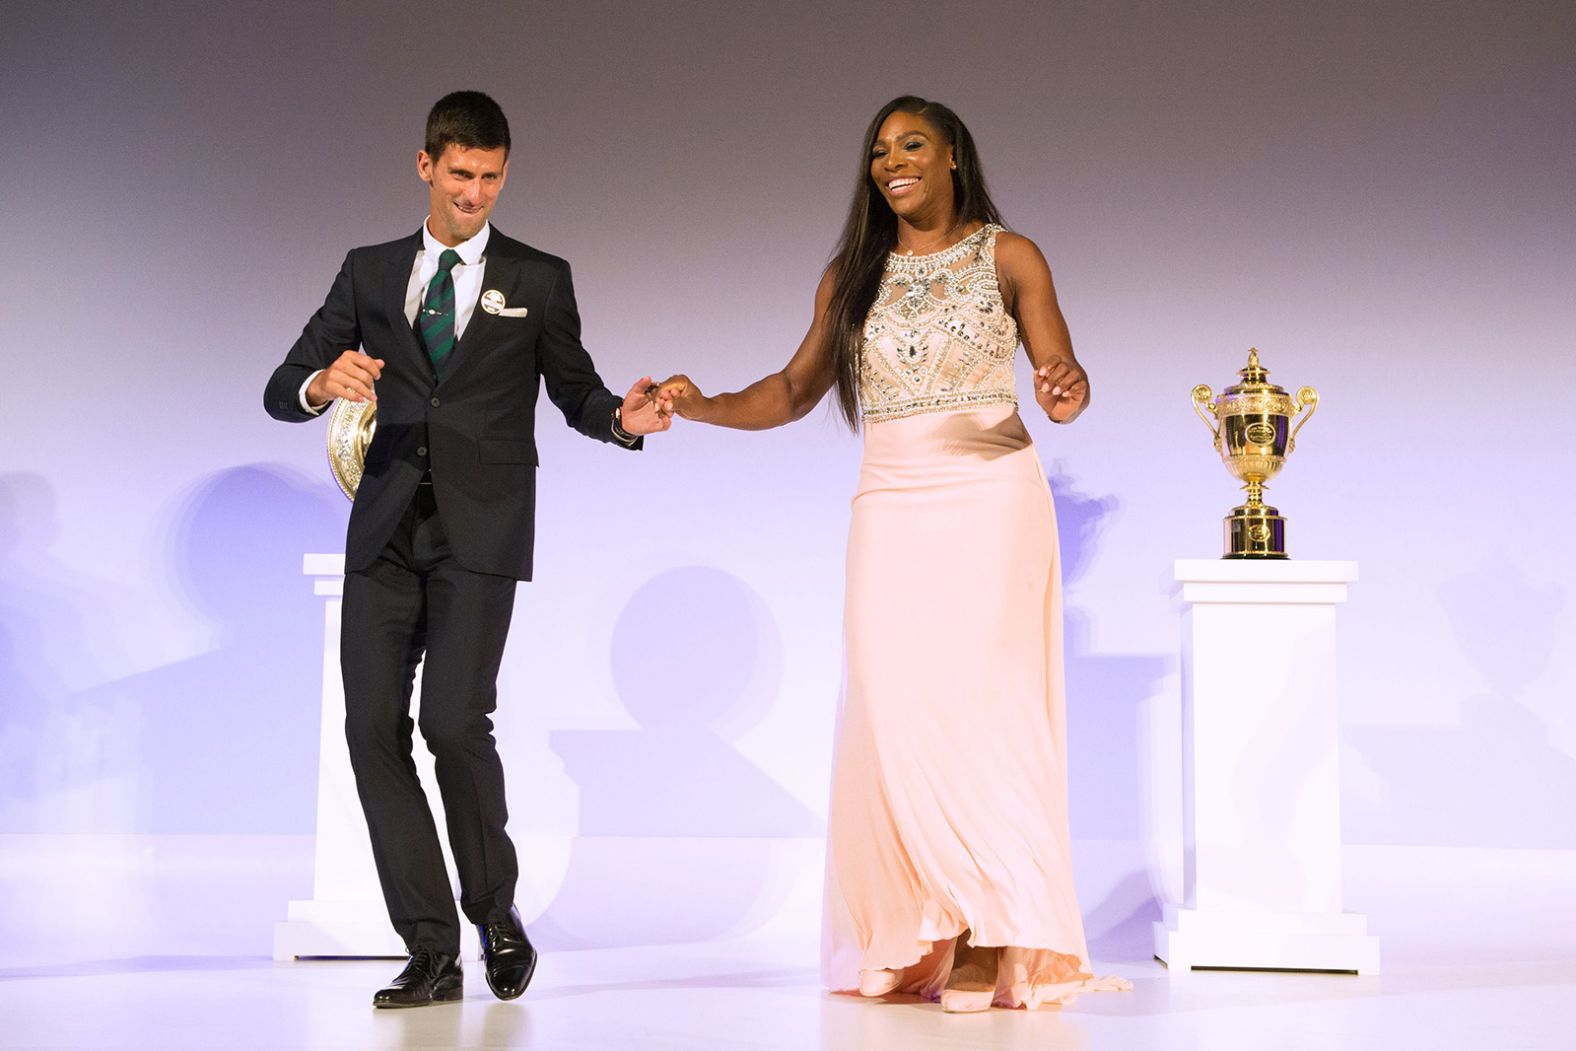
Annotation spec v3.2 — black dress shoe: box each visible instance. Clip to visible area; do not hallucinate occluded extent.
[372,948,464,1009]
[478,906,537,1000]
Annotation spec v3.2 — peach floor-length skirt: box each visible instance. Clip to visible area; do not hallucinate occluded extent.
[822,404,1129,1009]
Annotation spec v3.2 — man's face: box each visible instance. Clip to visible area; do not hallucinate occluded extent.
[417,143,509,246]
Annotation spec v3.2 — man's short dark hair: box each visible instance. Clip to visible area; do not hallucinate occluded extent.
[424,91,511,161]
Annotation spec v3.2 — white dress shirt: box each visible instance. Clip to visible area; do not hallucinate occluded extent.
[298,220,492,413]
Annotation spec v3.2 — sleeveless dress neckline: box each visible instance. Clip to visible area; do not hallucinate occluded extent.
[886,223,994,265]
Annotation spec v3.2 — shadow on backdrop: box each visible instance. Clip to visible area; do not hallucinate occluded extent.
[539,566,818,948]
[1048,465,1175,961]
[68,464,344,834]
[0,472,135,830]
[1348,561,1575,848]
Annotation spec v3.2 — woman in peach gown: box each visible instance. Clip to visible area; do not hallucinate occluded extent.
[657,96,1128,1012]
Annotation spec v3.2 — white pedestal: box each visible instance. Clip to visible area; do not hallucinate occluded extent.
[1153,559,1380,974]
[273,554,479,960]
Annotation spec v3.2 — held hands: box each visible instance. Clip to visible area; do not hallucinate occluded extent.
[1035,360,1089,424]
[619,376,675,436]
[653,375,706,420]
[619,374,701,436]
[307,349,384,408]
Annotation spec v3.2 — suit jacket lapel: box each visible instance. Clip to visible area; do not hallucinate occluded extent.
[440,245,515,382]
[385,232,431,378]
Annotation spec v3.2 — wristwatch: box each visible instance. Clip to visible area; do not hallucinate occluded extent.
[611,406,638,446]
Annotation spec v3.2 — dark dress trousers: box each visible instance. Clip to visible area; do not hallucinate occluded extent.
[265,226,639,953]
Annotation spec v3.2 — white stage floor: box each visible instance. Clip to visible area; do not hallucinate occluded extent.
[1,940,1571,1050]
[4,838,1573,1048]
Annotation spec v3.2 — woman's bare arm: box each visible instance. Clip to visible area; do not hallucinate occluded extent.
[657,270,840,430]
[996,232,1090,424]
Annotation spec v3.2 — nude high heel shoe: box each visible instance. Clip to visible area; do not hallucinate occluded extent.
[857,968,902,997]
[939,932,998,1013]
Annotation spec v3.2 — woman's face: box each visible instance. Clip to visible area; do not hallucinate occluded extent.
[869,111,955,223]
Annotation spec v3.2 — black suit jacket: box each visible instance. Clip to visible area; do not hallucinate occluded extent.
[265,226,639,580]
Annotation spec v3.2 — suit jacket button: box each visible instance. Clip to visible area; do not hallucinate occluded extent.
[416,446,428,457]
[430,397,441,407]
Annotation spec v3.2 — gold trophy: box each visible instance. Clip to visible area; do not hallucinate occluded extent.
[326,399,376,500]
[1191,349,1318,558]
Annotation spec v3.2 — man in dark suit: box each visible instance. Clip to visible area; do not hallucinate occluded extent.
[264,91,670,1008]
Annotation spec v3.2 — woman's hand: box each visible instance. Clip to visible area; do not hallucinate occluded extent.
[1034,360,1089,424]
[655,374,709,421]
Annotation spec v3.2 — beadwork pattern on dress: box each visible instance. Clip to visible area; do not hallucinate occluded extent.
[859,224,1019,423]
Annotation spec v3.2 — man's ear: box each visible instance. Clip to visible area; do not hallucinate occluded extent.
[416,149,433,185]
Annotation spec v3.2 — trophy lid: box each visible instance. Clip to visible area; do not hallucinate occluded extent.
[1223,348,1288,397]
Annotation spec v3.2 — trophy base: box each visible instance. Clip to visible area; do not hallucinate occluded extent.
[1224,504,1287,559]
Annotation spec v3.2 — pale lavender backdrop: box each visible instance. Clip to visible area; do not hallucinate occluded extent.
[3,0,1573,954]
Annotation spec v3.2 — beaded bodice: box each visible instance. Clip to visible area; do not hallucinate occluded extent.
[859,223,1018,423]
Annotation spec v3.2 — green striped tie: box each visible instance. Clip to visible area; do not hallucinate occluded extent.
[417,248,462,378]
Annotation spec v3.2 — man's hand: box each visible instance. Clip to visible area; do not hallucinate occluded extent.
[619,376,673,436]
[307,350,384,408]
[1034,360,1089,424]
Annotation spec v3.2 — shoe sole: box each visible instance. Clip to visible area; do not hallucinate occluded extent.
[372,997,462,1009]
[373,981,464,1009]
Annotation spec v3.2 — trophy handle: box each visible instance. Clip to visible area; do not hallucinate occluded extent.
[1190,385,1219,439]
[1289,386,1319,450]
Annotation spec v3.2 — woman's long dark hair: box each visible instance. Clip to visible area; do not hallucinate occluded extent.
[825,96,1005,429]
